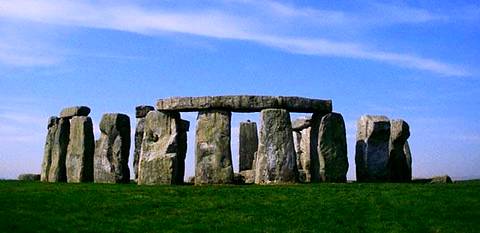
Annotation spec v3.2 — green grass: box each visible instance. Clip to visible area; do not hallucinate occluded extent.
[1,181,479,233]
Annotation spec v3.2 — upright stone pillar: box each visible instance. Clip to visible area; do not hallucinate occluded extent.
[292,117,313,182]
[389,120,411,182]
[66,116,94,183]
[133,106,154,181]
[41,117,59,182]
[255,109,298,184]
[239,120,258,171]
[94,113,131,184]
[138,111,188,185]
[176,119,189,184]
[48,117,70,182]
[317,113,348,182]
[195,110,233,184]
[355,115,391,182]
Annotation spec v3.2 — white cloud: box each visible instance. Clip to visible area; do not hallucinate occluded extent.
[0,0,470,76]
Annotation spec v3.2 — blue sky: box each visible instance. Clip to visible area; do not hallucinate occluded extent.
[0,0,479,180]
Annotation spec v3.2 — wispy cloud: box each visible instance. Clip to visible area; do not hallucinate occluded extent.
[0,0,470,76]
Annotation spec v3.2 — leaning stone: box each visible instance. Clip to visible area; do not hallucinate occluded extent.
[239,121,258,171]
[355,115,391,182]
[48,118,70,182]
[59,106,91,118]
[239,170,255,184]
[94,113,131,184]
[135,105,155,118]
[41,117,59,182]
[66,116,94,183]
[157,95,332,113]
[18,174,40,181]
[138,111,187,185]
[389,120,411,182]
[255,109,298,184]
[317,113,348,182]
[430,175,453,184]
[195,110,234,184]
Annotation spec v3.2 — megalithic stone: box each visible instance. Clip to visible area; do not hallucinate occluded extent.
[41,117,59,182]
[307,113,323,182]
[138,111,187,185]
[239,120,258,171]
[195,110,234,185]
[48,117,70,182]
[59,106,91,118]
[355,115,391,182]
[389,120,411,182]
[66,116,94,183]
[404,140,412,179]
[176,119,189,184]
[133,105,154,181]
[255,109,298,184]
[317,113,348,182]
[292,116,317,183]
[94,113,131,184]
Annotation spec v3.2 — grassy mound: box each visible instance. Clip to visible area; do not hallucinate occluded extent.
[1,181,479,232]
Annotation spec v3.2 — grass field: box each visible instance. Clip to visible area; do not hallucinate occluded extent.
[1,180,479,233]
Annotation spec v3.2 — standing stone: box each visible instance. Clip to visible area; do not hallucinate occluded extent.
[94,113,131,183]
[41,117,59,182]
[138,111,188,185]
[355,115,391,182]
[307,113,323,182]
[293,124,313,182]
[239,121,258,171]
[133,105,154,181]
[317,113,348,182]
[176,119,189,184]
[59,106,91,118]
[48,118,70,182]
[255,109,298,184]
[195,110,234,184]
[389,120,411,182]
[66,116,94,183]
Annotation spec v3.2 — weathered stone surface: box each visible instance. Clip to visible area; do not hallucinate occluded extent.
[430,175,453,184]
[66,116,94,183]
[41,117,59,182]
[94,113,131,184]
[292,117,312,131]
[187,176,195,184]
[195,110,234,184]
[233,173,245,184]
[239,121,258,171]
[59,106,91,118]
[355,115,391,182]
[48,118,70,182]
[255,109,298,184]
[239,170,255,184]
[389,120,411,182]
[138,111,187,185]
[157,96,332,113]
[293,126,313,182]
[133,117,146,181]
[135,105,154,118]
[305,113,323,182]
[18,173,40,181]
[317,113,348,182]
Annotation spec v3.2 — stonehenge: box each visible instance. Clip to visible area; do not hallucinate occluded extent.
[195,110,234,184]
[40,96,415,185]
[239,121,258,171]
[94,113,131,184]
[137,111,188,185]
[133,105,154,181]
[355,115,412,182]
[255,109,298,184]
[66,116,95,183]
